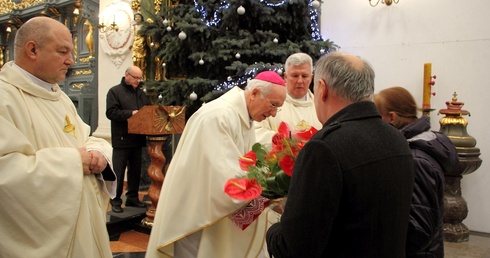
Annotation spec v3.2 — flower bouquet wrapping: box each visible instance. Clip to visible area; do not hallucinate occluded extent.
[224,121,317,229]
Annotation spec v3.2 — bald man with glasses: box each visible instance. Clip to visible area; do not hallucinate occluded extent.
[106,65,150,213]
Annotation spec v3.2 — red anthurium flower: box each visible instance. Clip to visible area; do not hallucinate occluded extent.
[271,133,285,151]
[279,155,295,176]
[294,126,318,142]
[238,151,257,171]
[224,178,262,200]
[277,122,290,138]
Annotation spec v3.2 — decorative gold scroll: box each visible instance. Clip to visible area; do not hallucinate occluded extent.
[0,0,47,15]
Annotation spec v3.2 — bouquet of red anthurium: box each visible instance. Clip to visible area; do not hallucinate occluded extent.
[224,121,318,201]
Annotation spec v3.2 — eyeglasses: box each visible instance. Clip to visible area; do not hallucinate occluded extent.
[266,98,282,112]
[127,72,143,81]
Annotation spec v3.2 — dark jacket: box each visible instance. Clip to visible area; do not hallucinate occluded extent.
[267,101,414,258]
[402,116,459,258]
[106,77,149,148]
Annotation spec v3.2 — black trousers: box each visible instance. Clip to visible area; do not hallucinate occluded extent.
[112,147,143,204]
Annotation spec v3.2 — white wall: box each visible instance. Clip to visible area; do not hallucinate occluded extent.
[321,0,490,233]
[93,0,134,141]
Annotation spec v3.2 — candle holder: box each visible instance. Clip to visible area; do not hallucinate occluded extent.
[438,92,482,242]
[98,20,119,33]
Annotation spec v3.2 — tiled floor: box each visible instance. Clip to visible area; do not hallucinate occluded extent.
[111,230,149,253]
[445,232,490,258]
[110,230,490,257]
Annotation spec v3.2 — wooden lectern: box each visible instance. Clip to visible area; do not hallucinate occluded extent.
[128,105,185,227]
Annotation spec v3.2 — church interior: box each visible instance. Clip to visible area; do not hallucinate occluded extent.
[1,0,490,257]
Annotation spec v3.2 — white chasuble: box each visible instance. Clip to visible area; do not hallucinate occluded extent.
[0,61,116,258]
[146,87,268,258]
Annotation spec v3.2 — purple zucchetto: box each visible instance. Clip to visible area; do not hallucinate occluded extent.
[254,71,285,87]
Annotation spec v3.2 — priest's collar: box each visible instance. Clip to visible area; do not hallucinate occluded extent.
[12,63,57,92]
[288,92,308,101]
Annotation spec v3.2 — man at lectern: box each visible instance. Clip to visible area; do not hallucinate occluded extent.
[106,65,150,213]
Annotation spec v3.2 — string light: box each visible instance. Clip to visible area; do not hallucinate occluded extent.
[189,0,323,91]
[193,0,321,37]
[215,65,285,91]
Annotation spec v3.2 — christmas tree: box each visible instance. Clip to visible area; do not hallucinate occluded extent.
[136,0,337,117]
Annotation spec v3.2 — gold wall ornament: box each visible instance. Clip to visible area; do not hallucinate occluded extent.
[0,0,47,15]
[0,46,4,67]
[72,69,93,75]
[79,57,91,63]
[131,0,140,12]
[73,36,78,62]
[154,0,162,14]
[72,83,85,89]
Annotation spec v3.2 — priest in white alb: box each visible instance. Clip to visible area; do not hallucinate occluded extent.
[0,17,116,258]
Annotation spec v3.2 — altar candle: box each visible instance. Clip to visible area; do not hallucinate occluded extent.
[423,63,432,109]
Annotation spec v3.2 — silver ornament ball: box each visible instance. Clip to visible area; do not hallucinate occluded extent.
[237,6,245,15]
[190,91,198,101]
[311,0,320,9]
[178,31,187,40]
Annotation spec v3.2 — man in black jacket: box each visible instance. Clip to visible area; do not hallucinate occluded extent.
[266,52,415,257]
[106,66,150,213]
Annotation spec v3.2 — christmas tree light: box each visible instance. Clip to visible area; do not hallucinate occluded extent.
[136,0,337,118]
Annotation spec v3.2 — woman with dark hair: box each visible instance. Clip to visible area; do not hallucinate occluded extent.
[375,86,460,258]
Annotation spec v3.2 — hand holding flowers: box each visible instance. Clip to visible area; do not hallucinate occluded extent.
[224,121,318,201]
